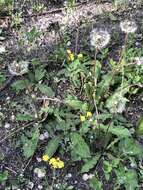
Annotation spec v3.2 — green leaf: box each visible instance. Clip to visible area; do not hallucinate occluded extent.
[16,114,34,121]
[99,124,131,138]
[0,73,5,87]
[38,84,55,97]
[118,138,143,156]
[0,171,8,183]
[45,135,62,158]
[89,177,103,190]
[80,155,100,173]
[11,79,29,93]
[115,168,138,190]
[70,133,91,159]
[136,116,143,136]
[125,170,138,190]
[94,60,101,80]
[65,95,88,111]
[22,128,39,158]
[96,74,113,102]
[106,93,128,113]
[35,67,46,82]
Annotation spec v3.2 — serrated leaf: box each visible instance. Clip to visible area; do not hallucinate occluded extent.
[118,138,143,156]
[125,170,138,190]
[22,128,39,158]
[80,155,100,173]
[16,114,34,121]
[38,84,55,97]
[11,79,29,92]
[136,116,143,136]
[35,67,46,82]
[65,95,88,111]
[70,133,91,159]
[96,74,113,102]
[45,135,62,158]
[89,177,103,190]
[99,124,131,138]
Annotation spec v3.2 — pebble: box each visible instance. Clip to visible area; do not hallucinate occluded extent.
[36,157,42,162]
[39,131,49,140]
[82,173,89,181]
[27,181,34,189]
[11,114,15,121]
[4,123,10,129]
[34,168,46,178]
[39,134,45,141]
[43,131,49,139]
[82,173,94,181]
[38,185,43,189]
[67,173,72,178]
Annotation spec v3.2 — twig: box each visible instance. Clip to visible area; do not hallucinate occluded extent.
[22,156,33,173]
[5,166,17,175]
[37,97,64,103]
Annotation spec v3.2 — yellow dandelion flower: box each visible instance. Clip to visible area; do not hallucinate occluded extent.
[78,53,83,59]
[66,49,74,62]
[42,154,49,162]
[68,53,74,61]
[49,157,64,169]
[57,160,64,168]
[86,112,92,118]
[49,158,57,165]
[80,115,86,122]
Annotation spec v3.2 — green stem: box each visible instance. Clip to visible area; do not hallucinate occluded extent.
[51,169,56,190]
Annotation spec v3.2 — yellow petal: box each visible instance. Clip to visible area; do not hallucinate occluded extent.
[80,115,86,122]
[42,154,49,162]
[86,112,92,118]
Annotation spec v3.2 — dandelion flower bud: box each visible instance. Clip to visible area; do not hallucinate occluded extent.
[90,28,110,50]
[120,20,137,33]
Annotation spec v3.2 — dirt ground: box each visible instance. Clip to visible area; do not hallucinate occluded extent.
[0,0,143,189]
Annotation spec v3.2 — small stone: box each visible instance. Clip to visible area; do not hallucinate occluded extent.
[6,96,10,100]
[34,168,46,178]
[36,157,42,162]
[67,173,72,178]
[11,114,15,121]
[82,173,89,181]
[43,131,49,139]
[4,123,10,129]
[27,181,34,189]
[39,134,45,141]
[38,185,43,189]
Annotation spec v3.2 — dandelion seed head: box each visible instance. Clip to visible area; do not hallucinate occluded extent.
[90,28,110,50]
[8,60,29,76]
[120,20,137,33]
